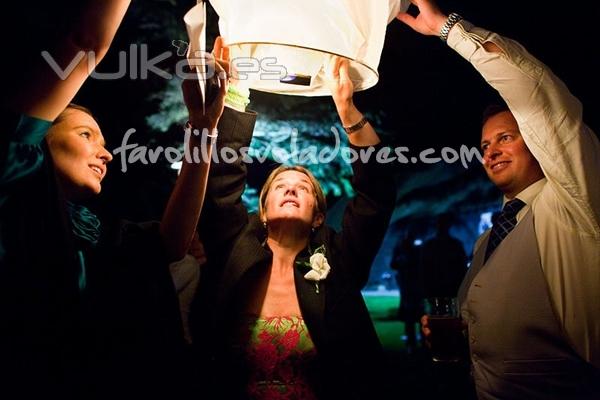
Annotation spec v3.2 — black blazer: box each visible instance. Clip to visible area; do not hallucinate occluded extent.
[192,107,396,399]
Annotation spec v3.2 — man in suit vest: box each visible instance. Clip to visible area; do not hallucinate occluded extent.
[397,0,600,398]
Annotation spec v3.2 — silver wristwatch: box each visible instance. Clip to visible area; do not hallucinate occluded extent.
[439,13,463,42]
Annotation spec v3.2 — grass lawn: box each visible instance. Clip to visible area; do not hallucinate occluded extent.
[362,292,408,352]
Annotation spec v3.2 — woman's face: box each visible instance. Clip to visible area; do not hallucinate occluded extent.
[263,170,323,229]
[46,108,112,200]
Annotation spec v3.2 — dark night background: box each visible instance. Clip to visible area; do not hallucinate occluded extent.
[3,0,599,285]
[2,1,599,397]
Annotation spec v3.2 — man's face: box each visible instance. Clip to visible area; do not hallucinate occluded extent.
[480,111,544,198]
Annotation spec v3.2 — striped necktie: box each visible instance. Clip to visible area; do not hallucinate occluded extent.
[484,198,526,263]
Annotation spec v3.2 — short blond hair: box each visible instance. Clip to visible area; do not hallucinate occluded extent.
[258,165,327,222]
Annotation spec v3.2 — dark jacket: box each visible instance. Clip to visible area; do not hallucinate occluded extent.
[192,107,396,399]
[0,111,184,398]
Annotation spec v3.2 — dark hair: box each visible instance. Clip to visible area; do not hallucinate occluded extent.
[481,103,510,126]
[52,103,96,126]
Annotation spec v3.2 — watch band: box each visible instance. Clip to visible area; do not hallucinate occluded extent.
[343,116,369,134]
[439,13,463,42]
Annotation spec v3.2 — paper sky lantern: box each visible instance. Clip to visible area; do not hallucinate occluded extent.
[209,0,409,96]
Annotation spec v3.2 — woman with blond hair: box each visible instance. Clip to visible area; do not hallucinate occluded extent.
[192,57,396,399]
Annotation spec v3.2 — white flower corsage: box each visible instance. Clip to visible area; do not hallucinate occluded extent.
[302,245,330,294]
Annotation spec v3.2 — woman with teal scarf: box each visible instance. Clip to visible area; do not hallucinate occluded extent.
[0,1,227,397]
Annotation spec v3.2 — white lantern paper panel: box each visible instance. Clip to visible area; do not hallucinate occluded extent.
[210,0,410,96]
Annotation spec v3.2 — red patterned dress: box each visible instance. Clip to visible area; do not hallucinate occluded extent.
[236,315,319,399]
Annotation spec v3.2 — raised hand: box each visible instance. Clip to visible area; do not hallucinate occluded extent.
[326,56,380,146]
[396,0,447,37]
[327,56,354,114]
[182,36,229,130]
[327,56,364,129]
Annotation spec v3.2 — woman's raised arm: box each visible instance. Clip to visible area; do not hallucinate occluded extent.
[9,0,131,121]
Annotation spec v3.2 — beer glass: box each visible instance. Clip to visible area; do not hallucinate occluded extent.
[424,297,463,362]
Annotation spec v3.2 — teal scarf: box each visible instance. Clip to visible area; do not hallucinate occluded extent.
[66,202,101,246]
[66,202,101,291]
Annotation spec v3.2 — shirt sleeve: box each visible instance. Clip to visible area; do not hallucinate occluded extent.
[0,112,52,207]
[447,21,600,367]
[447,21,600,235]
[334,144,396,289]
[197,106,258,266]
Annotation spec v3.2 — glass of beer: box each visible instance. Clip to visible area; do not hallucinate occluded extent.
[424,297,463,362]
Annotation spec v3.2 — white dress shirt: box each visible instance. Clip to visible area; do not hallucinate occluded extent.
[448,20,600,368]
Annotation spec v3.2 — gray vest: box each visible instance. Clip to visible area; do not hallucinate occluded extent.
[458,210,600,399]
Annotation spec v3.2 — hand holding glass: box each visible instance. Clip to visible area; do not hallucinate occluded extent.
[424,297,463,362]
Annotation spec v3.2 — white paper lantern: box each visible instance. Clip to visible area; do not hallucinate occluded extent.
[209,0,409,96]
